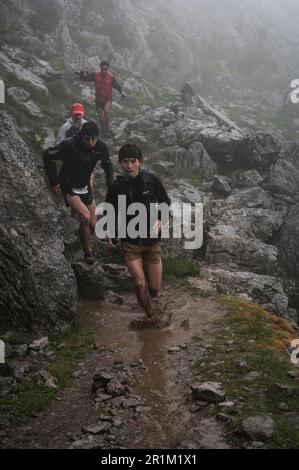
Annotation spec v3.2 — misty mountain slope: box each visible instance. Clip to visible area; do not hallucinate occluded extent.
[2,0,299,139]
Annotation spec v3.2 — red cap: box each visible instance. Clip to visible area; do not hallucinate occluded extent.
[71,103,84,115]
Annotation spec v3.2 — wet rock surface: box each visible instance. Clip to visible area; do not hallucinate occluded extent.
[0,112,77,330]
[241,416,275,441]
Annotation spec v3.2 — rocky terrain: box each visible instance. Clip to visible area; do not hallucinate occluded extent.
[1,0,299,449]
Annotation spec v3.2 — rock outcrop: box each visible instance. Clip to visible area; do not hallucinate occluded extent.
[278,202,299,276]
[0,111,77,330]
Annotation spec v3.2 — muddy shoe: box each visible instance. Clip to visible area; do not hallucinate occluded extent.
[153,301,172,319]
[130,315,155,330]
[83,251,95,265]
[130,312,173,330]
[154,312,173,329]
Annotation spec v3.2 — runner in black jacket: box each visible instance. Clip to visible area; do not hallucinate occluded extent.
[106,143,171,322]
[43,121,113,262]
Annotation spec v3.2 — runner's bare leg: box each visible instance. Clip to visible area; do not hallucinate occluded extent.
[125,258,153,317]
[66,195,92,255]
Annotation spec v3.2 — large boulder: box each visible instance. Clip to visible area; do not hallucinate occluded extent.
[0,112,77,330]
[263,142,299,196]
[205,225,278,275]
[200,266,289,314]
[163,142,217,178]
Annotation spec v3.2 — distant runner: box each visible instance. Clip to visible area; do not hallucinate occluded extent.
[76,60,124,137]
[106,144,171,326]
[43,121,113,262]
[55,102,87,145]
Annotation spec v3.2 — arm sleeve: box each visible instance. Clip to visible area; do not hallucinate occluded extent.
[55,124,66,145]
[99,144,114,187]
[153,175,171,222]
[112,76,122,94]
[105,185,118,242]
[79,71,96,82]
[154,175,171,205]
[43,142,66,187]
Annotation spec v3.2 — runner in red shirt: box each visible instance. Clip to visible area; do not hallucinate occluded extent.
[77,61,123,138]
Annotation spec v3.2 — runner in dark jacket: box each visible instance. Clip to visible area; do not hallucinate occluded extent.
[76,60,123,137]
[106,144,171,323]
[43,121,113,262]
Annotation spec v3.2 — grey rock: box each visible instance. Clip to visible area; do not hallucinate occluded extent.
[278,202,299,277]
[37,128,55,151]
[263,142,299,196]
[92,371,114,392]
[278,402,290,412]
[0,50,49,95]
[243,372,261,381]
[106,379,126,397]
[251,441,266,449]
[29,337,49,351]
[72,261,112,300]
[121,397,144,409]
[37,370,57,388]
[242,415,275,441]
[151,161,175,176]
[287,371,299,379]
[178,142,217,177]
[10,344,29,358]
[205,227,278,275]
[193,401,209,409]
[225,187,273,210]
[23,100,43,117]
[232,170,264,189]
[200,267,288,314]
[94,392,113,402]
[70,436,99,449]
[266,383,299,399]
[7,361,30,382]
[187,277,216,294]
[0,112,77,330]
[216,413,231,422]
[191,382,226,404]
[7,87,30,103]
[102,264,131,280]
[105,291,125,305]
[218,401,236,413]
[81,422,111,435]
[212,176,232,197]
[168,346,181,353]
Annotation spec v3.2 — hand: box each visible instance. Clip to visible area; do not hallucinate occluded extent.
[51,184,61,196]
[108,238,118,250]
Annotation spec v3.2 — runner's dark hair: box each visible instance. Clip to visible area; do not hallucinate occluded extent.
[118,143,143,162]
[80,121,99,138]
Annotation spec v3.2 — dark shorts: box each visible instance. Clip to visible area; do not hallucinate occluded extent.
[64,190,94,207]
[122,241,161,265]
[95,99,111,110]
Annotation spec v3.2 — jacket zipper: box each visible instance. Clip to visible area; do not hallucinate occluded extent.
[129,183,142,247]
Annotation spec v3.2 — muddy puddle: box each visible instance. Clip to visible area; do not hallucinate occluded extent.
[4,288,227,449]
[81,290,224,448]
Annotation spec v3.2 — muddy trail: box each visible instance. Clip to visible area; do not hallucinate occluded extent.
[4,287,231,449]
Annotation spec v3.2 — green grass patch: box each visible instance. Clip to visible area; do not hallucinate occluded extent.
[193,295,299,448]
[0,320,94,429]
[163,257,200,279]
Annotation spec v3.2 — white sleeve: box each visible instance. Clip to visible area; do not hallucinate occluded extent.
[55,124,66,145]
